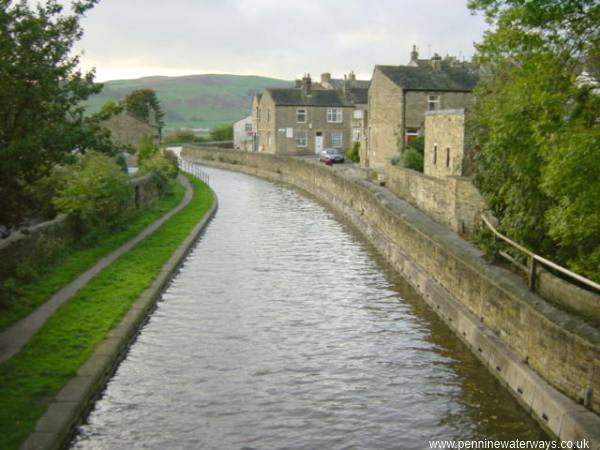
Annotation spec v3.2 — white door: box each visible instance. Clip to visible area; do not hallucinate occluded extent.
[315,133,324,154]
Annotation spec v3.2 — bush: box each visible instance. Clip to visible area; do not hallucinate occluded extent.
[402,148,424,172]
[402,136,424,172]
[210,123,233,141]
[139,151,179,194]
[137,136,159,166]
[53,152,132,229]
[163,130,197,144]
[345,141,360,163]
[114,153,129,174]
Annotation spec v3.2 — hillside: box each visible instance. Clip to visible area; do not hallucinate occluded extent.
[84,74,291,131]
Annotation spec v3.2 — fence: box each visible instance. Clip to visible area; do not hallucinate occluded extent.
[480,215,600,294]
[178,157,210,185]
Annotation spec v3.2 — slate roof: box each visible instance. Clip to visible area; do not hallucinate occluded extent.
[266,88,352,107]
[345,87,369,105]
[328,78,370,91]
[377,65,478,92]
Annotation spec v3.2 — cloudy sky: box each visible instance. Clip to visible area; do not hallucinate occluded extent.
[74,0,489,82]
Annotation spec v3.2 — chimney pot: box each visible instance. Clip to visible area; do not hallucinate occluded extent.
[320,72,331,86]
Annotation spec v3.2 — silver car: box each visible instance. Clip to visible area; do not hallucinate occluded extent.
[318,148,345,163]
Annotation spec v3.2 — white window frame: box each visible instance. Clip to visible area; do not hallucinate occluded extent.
[327,108,343,123]
[331,131,343,148]
[296,108,307,123]
[405,128,419,144]
[428,95,440,111]
[296,131,307,147]
[353,109,364,119]
[352,127,361,142]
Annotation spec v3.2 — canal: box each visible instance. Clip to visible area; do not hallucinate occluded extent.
[70,166,546,449]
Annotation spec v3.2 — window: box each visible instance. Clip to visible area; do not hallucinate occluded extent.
[267,131,272,147]
[433,144,438,165]
[353,109,364,119]
[331,132,343,148]
[446,147,450,167]
[296,131,307,147]
[296,108,307,123]
[428,95,440,111]
[405,128,419,144]
[267,109,271,123]
[245,123,252,132]
[327,108,343,123]
[352,127,361,142]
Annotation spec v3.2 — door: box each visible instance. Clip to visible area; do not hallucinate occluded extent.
[315,132,323,154]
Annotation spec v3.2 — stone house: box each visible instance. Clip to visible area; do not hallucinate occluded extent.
[365,48,478,169]
[233,115,253,151]
[318,72,369,157]
[255,75,354,155]
[102,109,160,151]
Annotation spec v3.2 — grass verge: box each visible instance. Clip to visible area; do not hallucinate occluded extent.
[0,182,185,331]
[0,176,213,450]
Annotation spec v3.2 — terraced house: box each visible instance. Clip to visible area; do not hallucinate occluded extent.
[254,73,366,155]
[365,48,478,169]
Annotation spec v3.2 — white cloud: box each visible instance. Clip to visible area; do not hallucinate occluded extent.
[74,0,488,81]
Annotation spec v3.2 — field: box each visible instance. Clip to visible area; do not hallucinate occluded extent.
[84,74,291,130]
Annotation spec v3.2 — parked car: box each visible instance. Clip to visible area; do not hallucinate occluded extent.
[319,148,345,163]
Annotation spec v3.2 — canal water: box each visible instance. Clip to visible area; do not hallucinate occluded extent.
[70,166,545,450]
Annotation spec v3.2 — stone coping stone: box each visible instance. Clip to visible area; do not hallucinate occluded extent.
[19,182,218,450]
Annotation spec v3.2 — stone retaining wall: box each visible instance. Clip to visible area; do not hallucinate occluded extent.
[182,145,600,445]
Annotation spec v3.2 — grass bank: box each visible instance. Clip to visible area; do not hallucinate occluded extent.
[0,182,185,331]
[0,176,213,450]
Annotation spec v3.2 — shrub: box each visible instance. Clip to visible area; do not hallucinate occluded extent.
[402,136,424,172]
[114,153,129,174]
[163,130,197,144]
[210,123,233,141]
[137,136,159,166]
[53,152,132,229]
[139,151,178,194]
[345,141,360,163]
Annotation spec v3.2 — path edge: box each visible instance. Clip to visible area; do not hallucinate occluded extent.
[19,184,218,450]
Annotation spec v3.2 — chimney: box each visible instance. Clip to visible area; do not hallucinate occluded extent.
[410,44,419,63]
[320,72,331,86]
[431,53,442,71]
[302,73,312,95]
[295,79,302,88]
[347,70,356,81]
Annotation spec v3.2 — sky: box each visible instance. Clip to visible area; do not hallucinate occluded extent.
[73,0,490,82]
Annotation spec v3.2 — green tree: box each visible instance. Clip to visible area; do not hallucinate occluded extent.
[53,152,131,229]
[210,123,233,141]
[345,141,360,163]
[0,0,116,227]
[124,88,164,130]
[137,135,159,166]
[469,0,600,280]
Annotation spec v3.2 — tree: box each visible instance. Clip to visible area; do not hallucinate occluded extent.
[468,0,600,281]
[210,123,233,141]
[0,0,115,227]
[53,152,131,229]
[123,88,164,130]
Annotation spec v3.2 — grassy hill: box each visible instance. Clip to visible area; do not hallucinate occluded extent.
[85,74,291,131]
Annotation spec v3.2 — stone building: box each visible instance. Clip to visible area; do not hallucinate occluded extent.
[255,74,353,155]
[424,109,474,178]
[233,115,253,151]
[102,109,160,151]
[365,47,478,169]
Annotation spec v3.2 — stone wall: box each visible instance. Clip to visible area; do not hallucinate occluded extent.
[384,165,486,233]
[0,175,160,281]
[424,109,466,178]
[181,145,600,443]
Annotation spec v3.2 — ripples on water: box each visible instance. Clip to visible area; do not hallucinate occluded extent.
[71,168,545,450]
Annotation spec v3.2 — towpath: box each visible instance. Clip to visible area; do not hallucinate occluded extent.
[0,175,193,364]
